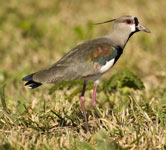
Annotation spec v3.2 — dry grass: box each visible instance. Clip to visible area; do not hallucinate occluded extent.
[0,0,166,149]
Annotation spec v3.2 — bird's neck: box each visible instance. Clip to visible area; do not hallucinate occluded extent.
[105,30,132,49]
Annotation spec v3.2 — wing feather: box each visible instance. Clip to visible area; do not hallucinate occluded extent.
[31,38,122,83]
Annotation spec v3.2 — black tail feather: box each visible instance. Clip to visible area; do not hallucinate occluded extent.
[22,74,34,81]
[27,81,42,89]
[25,80,33,86]
[22,74,42,89]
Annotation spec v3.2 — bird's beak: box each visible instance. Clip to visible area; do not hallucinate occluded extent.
[136,24,151,33]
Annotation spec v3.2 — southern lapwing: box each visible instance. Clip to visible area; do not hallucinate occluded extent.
[22,16,150,131]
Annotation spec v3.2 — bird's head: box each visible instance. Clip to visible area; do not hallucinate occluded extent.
[95,16,150,34]
[95,16,150,48]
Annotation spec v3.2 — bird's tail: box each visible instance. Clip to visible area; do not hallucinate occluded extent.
[22,74,42,89]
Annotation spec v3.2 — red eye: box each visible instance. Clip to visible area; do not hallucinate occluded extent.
[126,19,132,24]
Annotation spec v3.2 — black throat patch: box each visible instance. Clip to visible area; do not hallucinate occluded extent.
[128,17,139,39]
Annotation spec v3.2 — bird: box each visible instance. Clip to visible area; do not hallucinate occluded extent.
[22,16,150,131]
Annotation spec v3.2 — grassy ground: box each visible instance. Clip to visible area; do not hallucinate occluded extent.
[0,0,166,149]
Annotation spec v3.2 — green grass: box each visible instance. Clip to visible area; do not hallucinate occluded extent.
[0,0,166,149]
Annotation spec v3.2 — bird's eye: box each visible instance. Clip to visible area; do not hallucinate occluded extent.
[126,19,132,24]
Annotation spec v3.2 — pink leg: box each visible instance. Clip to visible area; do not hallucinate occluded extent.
[80,96,89,131]
[91,82,98,110]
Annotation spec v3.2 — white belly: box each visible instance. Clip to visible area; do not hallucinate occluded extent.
[100,58,115,73]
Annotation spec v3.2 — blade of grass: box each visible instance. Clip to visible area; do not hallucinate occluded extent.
[0,85,7,113]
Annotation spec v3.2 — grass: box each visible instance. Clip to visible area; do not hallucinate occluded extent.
[0,0,166,149]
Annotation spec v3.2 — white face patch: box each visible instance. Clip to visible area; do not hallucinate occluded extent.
[100,58,115,73]
[130,24,136,32]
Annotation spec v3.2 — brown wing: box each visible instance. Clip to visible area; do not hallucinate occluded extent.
[89,43,114,65]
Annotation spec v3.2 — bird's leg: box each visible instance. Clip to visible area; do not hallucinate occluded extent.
[80,80,89,131]
[91,80,102,118]
[91,80,99,110]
